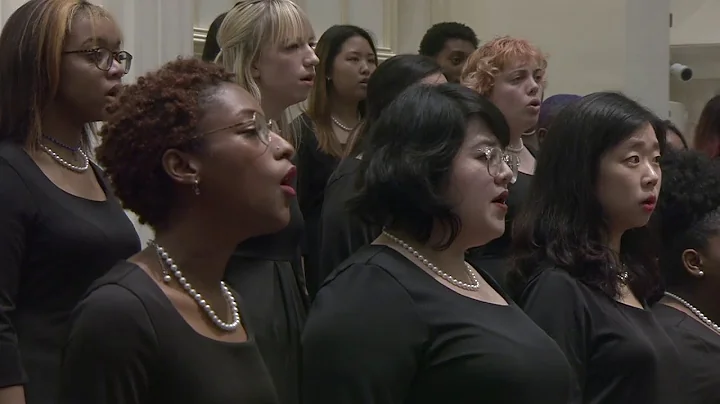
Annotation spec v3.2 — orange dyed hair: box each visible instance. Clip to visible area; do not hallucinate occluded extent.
[461,36,547,96]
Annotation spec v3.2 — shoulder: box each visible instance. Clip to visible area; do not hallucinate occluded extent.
[0,146,38,213]
[519,268,593,309]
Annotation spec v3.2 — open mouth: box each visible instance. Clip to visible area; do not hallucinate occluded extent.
[492,190,509,205]
[641,195,657,211]
[528,99,541,107]
[106,84,122,97]
[281,166,297,186]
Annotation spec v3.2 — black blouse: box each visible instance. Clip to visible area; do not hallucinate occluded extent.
[0,142,140,403]
[303,245,574,404]
[519,269,683,404]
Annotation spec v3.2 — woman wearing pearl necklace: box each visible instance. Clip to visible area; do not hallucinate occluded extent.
[302,84,574,404]
[460,36,546,291]
[651,149,720,403]
[58,59,293,404]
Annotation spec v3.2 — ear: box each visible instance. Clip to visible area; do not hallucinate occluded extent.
[537,128,548,143]
[161,149,202,189]
[251,62,261,79]
[681,248,705,278]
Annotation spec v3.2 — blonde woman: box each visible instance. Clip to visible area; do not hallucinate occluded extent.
[215,2,318,404]
[461,36,547,291]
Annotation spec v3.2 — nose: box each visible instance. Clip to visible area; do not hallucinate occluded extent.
[643,161,660,188]
[305,44,320,67]
[107,58,126,78]
[270,131,295,160]
[495,159,514,186]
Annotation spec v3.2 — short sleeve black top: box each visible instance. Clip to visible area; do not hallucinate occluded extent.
[652,303,720,403]
[519,269,683,404]
[302,245,574,404]
[0,142,140,403]
[58,261,279,404]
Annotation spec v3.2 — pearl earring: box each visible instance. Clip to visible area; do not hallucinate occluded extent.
[699,270,705,277]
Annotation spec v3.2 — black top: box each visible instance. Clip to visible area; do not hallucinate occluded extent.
[316,156,381,296]
[519,269,683,404]
[58,262,278,404]
[467,170,532,290]
[0,142,140,403]
[292,113,341,296]
[226,193,306,404]
[652,303,720,403]
[303,245,574,404]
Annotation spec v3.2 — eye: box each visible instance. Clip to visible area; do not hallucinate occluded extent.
[653,154,662,164]
[625,155,641,165]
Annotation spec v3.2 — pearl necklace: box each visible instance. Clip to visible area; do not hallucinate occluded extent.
[383,230,480,291]
[506,138,525,153]
[331,116,355,132]
[151,241,240,332]
[664,292,720,334]
[39,143,89,172]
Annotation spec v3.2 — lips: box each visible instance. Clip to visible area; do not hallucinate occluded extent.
[281,166,297,186]
[300,72,316,84]
[492,190,509,205]
[641,195,657,212]
[106,84,123,98]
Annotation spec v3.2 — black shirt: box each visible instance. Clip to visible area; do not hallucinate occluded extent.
[316,156,380,295]
[0,142,140,403]
[652,303,720,403]
[58,262,278,404]
[519,269,683,404]
[303,245,574,404]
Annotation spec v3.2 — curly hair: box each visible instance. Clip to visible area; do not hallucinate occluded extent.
[97,57,235,230]
[461,36,547,96]
[418,22,478,57]
[654,149,720,288]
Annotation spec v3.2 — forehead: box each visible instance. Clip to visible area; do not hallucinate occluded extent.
[339,35,373,52]
[613,123,659,151]
[442,38,476,54]
[465,118,499,147]
[502,59,543,74]
[65,14,122,49]
[200,84,262,126]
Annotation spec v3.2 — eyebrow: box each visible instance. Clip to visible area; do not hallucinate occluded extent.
[79,37,122,48]
[471,137,500,149]
[624,137,660,152]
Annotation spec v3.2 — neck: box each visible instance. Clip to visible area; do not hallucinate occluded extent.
[508,130,524,150]
[523,133,539,151]
[606,229,622,258]
[143,211,248,292]
[40,104,86,149]
[330,96,360,126]
[260,97,286,124]
[666,285,720,328]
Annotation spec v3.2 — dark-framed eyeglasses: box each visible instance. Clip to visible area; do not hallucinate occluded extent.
[479,146,516,182]
[63,48,133,74]
[202,111,275,146]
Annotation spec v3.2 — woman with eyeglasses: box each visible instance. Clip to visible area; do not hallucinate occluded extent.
[0,1,139,403]
[58,58,290,404]
[303,83,573,404]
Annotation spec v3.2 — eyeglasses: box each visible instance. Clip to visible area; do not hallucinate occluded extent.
[479,146,516,182]
[202,112,275,146]
[63,48,133,74]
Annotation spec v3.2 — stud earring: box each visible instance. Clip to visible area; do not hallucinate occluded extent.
[699,270,705,277]
[192,178,200,196]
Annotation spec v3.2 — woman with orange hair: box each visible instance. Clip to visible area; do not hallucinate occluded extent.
[461,36,547,290]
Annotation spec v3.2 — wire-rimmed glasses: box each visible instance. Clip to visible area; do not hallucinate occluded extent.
[63,48,133,74]
[478,146,517,183]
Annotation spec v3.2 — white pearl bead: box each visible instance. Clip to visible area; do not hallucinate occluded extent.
[665,292,720,334]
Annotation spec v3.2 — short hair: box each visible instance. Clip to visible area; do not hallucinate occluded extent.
[304,25,377,157]
[201,11,228,62]
[0,0,115,152]
[663,119,688,149]
[418,22,478,57]
[97,58,235,230]
[345,54,443,156]
[461,36,547,96]
[694,95,720,158]
[510,92,666,300]
[349,83,510,249]
[654,149,720,288]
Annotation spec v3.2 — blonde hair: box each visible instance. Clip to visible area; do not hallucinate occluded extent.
[461,36,547,96]
[215,0,313,138]
[0,0,117,152]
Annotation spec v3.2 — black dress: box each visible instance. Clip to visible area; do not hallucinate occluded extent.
[292,113,341,297]
[303,245,574,404]
[519,269,683,404]
[0,142,140,404]
[58,262,278,404]
[466,170,532,291]
[224,196,306,404]
[652,303,720,403]
[316,156,381,294]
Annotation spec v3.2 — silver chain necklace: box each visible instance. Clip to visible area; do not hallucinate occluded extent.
[664,292,720,334]
[39,143,89,172]
[383,230,480,291]
[150,241,240,332]
[331,116,355,132]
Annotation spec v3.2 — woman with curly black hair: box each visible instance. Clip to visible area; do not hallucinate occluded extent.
[57,58,293,403]
[511,92,683,404]
[652,149,720,402]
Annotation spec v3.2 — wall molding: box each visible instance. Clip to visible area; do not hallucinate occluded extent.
[192,26,395,61]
